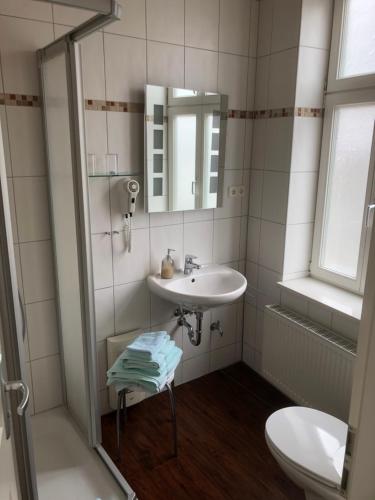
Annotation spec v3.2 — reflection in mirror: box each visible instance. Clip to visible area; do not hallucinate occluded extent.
[145,85,228,213]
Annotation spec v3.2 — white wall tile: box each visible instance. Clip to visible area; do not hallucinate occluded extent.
[107,112,144,174]
[247,58,256,111]
[225,119,245,170]
[296,47,328,108]
[268,49,298,109]
[283,222,313,275]
[114,280,150,333]
[239,216,248,260]
[214,170,243,219]
[150,224,183,273]
[150,211,183,227]
[85,110,108,160]
[265,118,294,172]
[258,266,281,304]
[183,209,213,224]
[151,319,182,349]
[213,217,241,264]
[291,117,322,172]
[259,220,285,273]
[0,16,53,94]
[88,178,111,234]
[210,343,236,371]
[244,301,257,348]
[308,300,332,329]
[280,289,308,316]
[112,227,150,284]
[218,53,248,109]
[261,171,289,224]
[104,0,146,38]
[287,172,317,224]
[146,0,184,45]
[13,177,51,242]
[0,0,52,21]
[251,119,267,170]
[300,0,333,50]
[332,312,359,342]
[31,354,63,413]
[110,176,149,231]
[104,34,146,102]
[80,31,106,99]
[254,56,269,110]
[219,0,250,56]
[147,40,184,88]
[183,220,214,265]
[271,0,301,53]
[95,287,114,342]
[92,233,113,289]
[182,352,210,383]
[185,0,219,51]
[247,217,260,263]
[248,0,259,58]
[211,303,238,349]
[244,119,254,169]
[26,299,59,360]
[249,170,263,218]
[245,261,258,290]
[6,107,46,177]
[52,4,92,25]
[150,293,176,326]
[20,240,55,303]
[185,47,218,93]
[257,0,273,57]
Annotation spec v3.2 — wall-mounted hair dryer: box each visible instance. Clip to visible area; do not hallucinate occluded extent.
[122,179,140,253]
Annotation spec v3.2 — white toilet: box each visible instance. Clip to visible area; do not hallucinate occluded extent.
[265,407,347,500]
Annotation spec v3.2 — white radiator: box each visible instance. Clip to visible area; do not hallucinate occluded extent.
[262,305,356,421]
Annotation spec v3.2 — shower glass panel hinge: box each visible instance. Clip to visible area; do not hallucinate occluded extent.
[366,203,375,228]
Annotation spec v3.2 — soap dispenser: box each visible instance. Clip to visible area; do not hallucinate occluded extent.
[161,248,176,279]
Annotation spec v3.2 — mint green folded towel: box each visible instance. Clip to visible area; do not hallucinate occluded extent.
[126,331,169,360]
[121,340,176,373]
[107,345,182,394]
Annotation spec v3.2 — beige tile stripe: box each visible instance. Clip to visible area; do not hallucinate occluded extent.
[0,93,324,119]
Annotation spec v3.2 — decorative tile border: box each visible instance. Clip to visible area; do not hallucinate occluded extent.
[0,93,40,107]
[0,93,324,119]
[85,99,144,113]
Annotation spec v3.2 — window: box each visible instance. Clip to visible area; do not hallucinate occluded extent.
[311,0,375,294]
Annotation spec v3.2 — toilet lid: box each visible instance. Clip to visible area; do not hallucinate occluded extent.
[265,407,348,488]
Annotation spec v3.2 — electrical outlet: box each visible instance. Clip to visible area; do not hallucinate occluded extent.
[228,185,245,198]
[228,185,238,197]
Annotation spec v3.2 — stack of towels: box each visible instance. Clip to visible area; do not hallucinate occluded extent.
[107,331,182,394]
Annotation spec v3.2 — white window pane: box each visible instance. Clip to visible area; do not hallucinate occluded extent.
[339,0,375,78]
[173,115,197,210]
[321,104,375,278]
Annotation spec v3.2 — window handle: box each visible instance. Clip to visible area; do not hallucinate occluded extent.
[366,204,375,228]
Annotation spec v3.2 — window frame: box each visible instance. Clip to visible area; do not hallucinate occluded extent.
[311,0,375,295]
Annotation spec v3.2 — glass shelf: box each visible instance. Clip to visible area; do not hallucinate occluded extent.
[88,172,142,178]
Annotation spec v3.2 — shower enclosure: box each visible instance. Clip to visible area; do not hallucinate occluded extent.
[37,1,134,497]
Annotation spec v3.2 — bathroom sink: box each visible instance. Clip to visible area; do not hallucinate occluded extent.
[147,264,247,311]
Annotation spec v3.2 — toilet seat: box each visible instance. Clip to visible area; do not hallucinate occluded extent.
[265,407,348,489]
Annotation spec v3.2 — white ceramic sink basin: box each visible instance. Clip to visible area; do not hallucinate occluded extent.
[147,264,247,311]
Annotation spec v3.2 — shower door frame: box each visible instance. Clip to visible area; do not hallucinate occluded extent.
[38,5,136,499]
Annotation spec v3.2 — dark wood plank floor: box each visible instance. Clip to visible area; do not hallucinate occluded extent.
[101,363,304,500]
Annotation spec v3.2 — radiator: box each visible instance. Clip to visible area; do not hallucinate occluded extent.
[262,305,356,421]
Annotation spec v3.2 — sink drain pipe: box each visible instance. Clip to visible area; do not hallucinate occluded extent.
[175,308,203,346]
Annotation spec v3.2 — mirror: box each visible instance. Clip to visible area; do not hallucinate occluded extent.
[144,85,228,213]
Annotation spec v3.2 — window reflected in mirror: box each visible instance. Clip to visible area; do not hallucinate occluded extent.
[145,84,228,213]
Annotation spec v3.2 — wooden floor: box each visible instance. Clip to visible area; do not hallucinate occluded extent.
[101,363,304,500]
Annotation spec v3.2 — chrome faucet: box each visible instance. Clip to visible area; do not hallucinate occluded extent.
[184,254,201,275]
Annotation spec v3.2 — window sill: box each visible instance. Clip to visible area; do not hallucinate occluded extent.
[278,276,362,321]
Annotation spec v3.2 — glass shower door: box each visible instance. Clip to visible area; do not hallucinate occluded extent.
[39,39,97,444]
